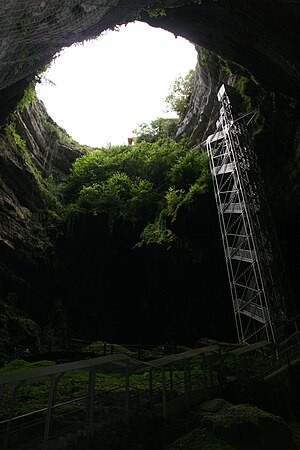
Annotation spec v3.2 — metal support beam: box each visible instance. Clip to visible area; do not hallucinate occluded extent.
[206,84,292,344]
[87,367,96,437]
[4,381,24,450]
[42,375,60,450]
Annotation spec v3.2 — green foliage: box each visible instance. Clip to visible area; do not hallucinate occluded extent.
[139,152,210,247]
[133,117,178,143]
[198,47,210,68]
[147,8,166,17]
[0,359,55,375]
[220,59,233,76]
[235,76,252,112]
[165,69,195,118]
[146,0,166,17]
[138,217,176,248]
[16,84,37,112]
[169,151,209,189]
[164,187,185,220]
[83,341,136,357]
[65,140,186,199]
[14,65,50,113]
[65,140,210,246]
[75,173,158,228]
[5,121,27,153]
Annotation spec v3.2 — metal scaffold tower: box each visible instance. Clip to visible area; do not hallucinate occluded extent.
[206,84,291,344]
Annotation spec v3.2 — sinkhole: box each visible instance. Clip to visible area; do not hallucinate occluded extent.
[36,21,197,148]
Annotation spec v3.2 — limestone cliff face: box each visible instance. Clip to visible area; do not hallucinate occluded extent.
[16,101,82,179]
[0,100,80,251]
[176,47,236,145]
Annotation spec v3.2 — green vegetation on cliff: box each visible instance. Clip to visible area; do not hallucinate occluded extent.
[165,69,195,118]
[64,138,210,246]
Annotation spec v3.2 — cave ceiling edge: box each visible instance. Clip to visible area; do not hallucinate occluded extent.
[0,0,300,125]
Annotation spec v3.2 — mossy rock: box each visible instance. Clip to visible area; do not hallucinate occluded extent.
[165,428,235,449]
[200,398,231,413]
[197,400,297,450]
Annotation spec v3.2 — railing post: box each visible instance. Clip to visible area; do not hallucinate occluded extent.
[149,368,153,403]
[4,381,24,450]
[124,359,130,423]
[169,364,173,391]
[209,361,214,396]
[161,367,167,418]
[42,375,59,450]
[202,355,208,397]
[87,367,96,437]
[184,362,190,408]
[188,361,191,398]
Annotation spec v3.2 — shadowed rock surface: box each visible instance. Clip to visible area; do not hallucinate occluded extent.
[167,399,297,450]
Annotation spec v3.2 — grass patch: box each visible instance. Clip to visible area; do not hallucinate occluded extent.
[0,359,55,375]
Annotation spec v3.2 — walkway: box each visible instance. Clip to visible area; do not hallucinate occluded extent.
[0,335,299,449]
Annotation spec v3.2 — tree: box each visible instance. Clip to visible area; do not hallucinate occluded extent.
[132,117,178,143]
[164,69,195,118]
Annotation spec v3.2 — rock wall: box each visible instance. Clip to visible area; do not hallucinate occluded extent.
[176,46,236,145]
[0,99,80,251]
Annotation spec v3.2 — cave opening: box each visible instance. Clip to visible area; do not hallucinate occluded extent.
[29,21,228,347]
[36,21,197,148]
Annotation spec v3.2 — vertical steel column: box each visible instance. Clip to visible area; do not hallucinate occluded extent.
[42,375,59,450]
[87,367,96,437]
[4,381,24,450]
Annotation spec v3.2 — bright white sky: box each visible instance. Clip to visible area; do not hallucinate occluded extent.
[37,21,197,148]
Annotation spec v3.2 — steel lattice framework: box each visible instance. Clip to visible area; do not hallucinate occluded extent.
[206,84,291,344]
